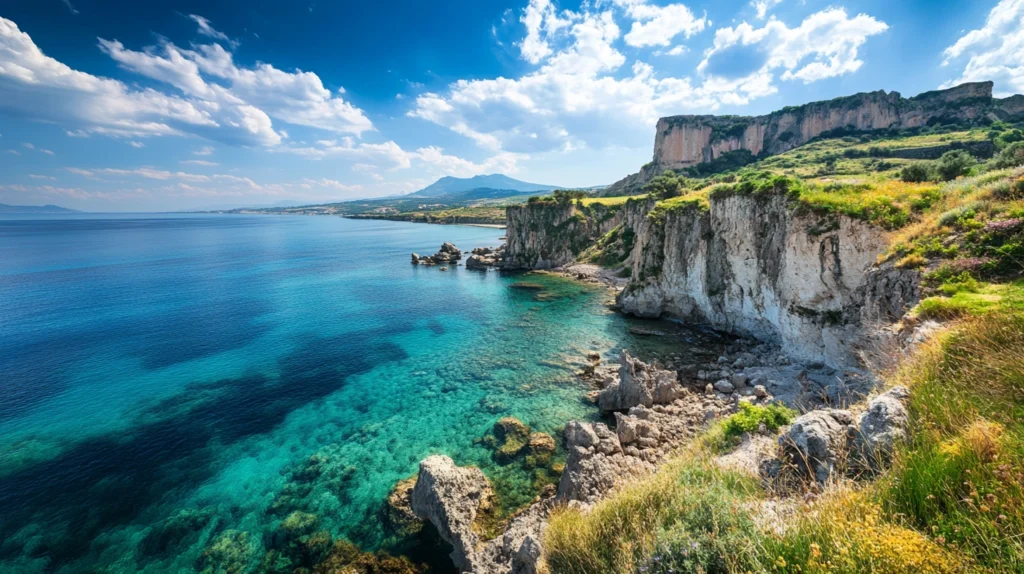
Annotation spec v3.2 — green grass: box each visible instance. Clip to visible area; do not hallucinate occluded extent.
[913,279,1024,321]
[579,195,645,207]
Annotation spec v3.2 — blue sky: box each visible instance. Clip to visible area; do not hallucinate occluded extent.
[0,0,1021,211]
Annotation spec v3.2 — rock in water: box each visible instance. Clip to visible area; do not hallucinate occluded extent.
[410,455,493,571]
[411,252,420,264]
[597,350,682,412]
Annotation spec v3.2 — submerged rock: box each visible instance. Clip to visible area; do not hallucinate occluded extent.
[410,455,494,572]
[597,350,682,412]
[384,476,423,536]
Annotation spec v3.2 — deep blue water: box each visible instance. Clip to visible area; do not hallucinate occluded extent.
[0,214,714,573]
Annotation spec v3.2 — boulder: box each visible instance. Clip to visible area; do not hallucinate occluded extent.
[511,535,543,574]
[855,386,910,469]
[597,350,682,412]
[778,409,855,483]
[713,380,735,394]
[466,254,495,269]
[410,455,493,571]
[411,253,420,264]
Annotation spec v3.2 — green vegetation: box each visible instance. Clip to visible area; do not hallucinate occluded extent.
[544,121,1024,574]
[545,309,1024,573]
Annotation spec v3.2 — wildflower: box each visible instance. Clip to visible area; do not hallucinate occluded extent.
[775,556,787,568]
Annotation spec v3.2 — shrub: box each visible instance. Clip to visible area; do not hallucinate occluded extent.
[993,141,1024,168]
[900,162,933,183]
[896,253,927,269]
[940,272,980,296]
[721,402,796,439]
[935,150,976,182]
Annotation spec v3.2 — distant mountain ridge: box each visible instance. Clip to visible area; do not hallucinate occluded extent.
[410,174,560,197]
[0,203,79,214]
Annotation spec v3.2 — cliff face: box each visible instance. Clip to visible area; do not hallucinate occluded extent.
[604,82,1021,196]
[503,202,623,269]
[654,82,1001,172]
[617,195,919,367]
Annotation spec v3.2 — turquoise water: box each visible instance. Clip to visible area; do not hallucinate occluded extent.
[0,214,712,573]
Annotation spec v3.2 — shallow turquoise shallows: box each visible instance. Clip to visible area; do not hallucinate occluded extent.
[0,214,714,573]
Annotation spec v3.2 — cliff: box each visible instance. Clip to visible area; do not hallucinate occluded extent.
[605,82,1023,195]
[618,193,920,368]
[503,201,623,269]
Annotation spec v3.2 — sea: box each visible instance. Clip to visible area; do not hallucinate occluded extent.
[0,214,723,572]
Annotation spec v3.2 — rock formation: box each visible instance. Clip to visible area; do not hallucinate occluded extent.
[410,455,493,571]
[772,386,911,483]
[606,81,1024,195]
[616,192,921,368]
[597,350,683,412]
[504,201,624,269]
[412,242,463,265]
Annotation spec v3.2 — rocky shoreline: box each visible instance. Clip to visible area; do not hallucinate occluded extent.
[394,233,906,573]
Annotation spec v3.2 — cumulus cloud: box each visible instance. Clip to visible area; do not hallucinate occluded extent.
[615,0,707,48]
[698,8,889,83]
[0,16,372,148]
[410,1,884,156]
[941,0,1024,97]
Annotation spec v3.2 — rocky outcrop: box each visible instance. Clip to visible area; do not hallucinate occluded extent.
[771,386,911,483]
[604,82,1023,195]
[504,201,626,270]
[854,386,910,469]
[466,246,505,269]
[597,350,683,412]
[777,409,856,484]
[412,242,462,266]
[618,192,921,368]
[410,455,493,571]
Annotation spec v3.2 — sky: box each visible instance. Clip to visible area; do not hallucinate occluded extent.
[0,0,1021,211]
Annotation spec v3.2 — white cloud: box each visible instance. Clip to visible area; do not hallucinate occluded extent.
[941,0,1024,97]
[413,1,872,156]
[128,141,145,148]
[518,0,575,64]
[699,8,889,83]
[40,149,55,155]
[61,0,79,15]
[0,17,372,148]
[99,39,374,137]
[194,146,215,156]
[181,159,219,167]
[65,129,90,138]
[616,1,707,48]
[751,0,783,20]
[302,178,363,192]
[188,15,237,48]
[29,174,57,180]
[65,167,95,177]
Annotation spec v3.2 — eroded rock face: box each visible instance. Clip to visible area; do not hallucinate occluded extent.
[598,350,682,412]
[618,192,921,368]
[653,82,1006,172]
[410,455,492,571]
[778,410,855,484]
[503,202,625,270]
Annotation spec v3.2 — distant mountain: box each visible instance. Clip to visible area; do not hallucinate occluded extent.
[410,174,560,198]
[0,203,80,214]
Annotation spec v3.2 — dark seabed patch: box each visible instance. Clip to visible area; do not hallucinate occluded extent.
[0,329,408,569]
